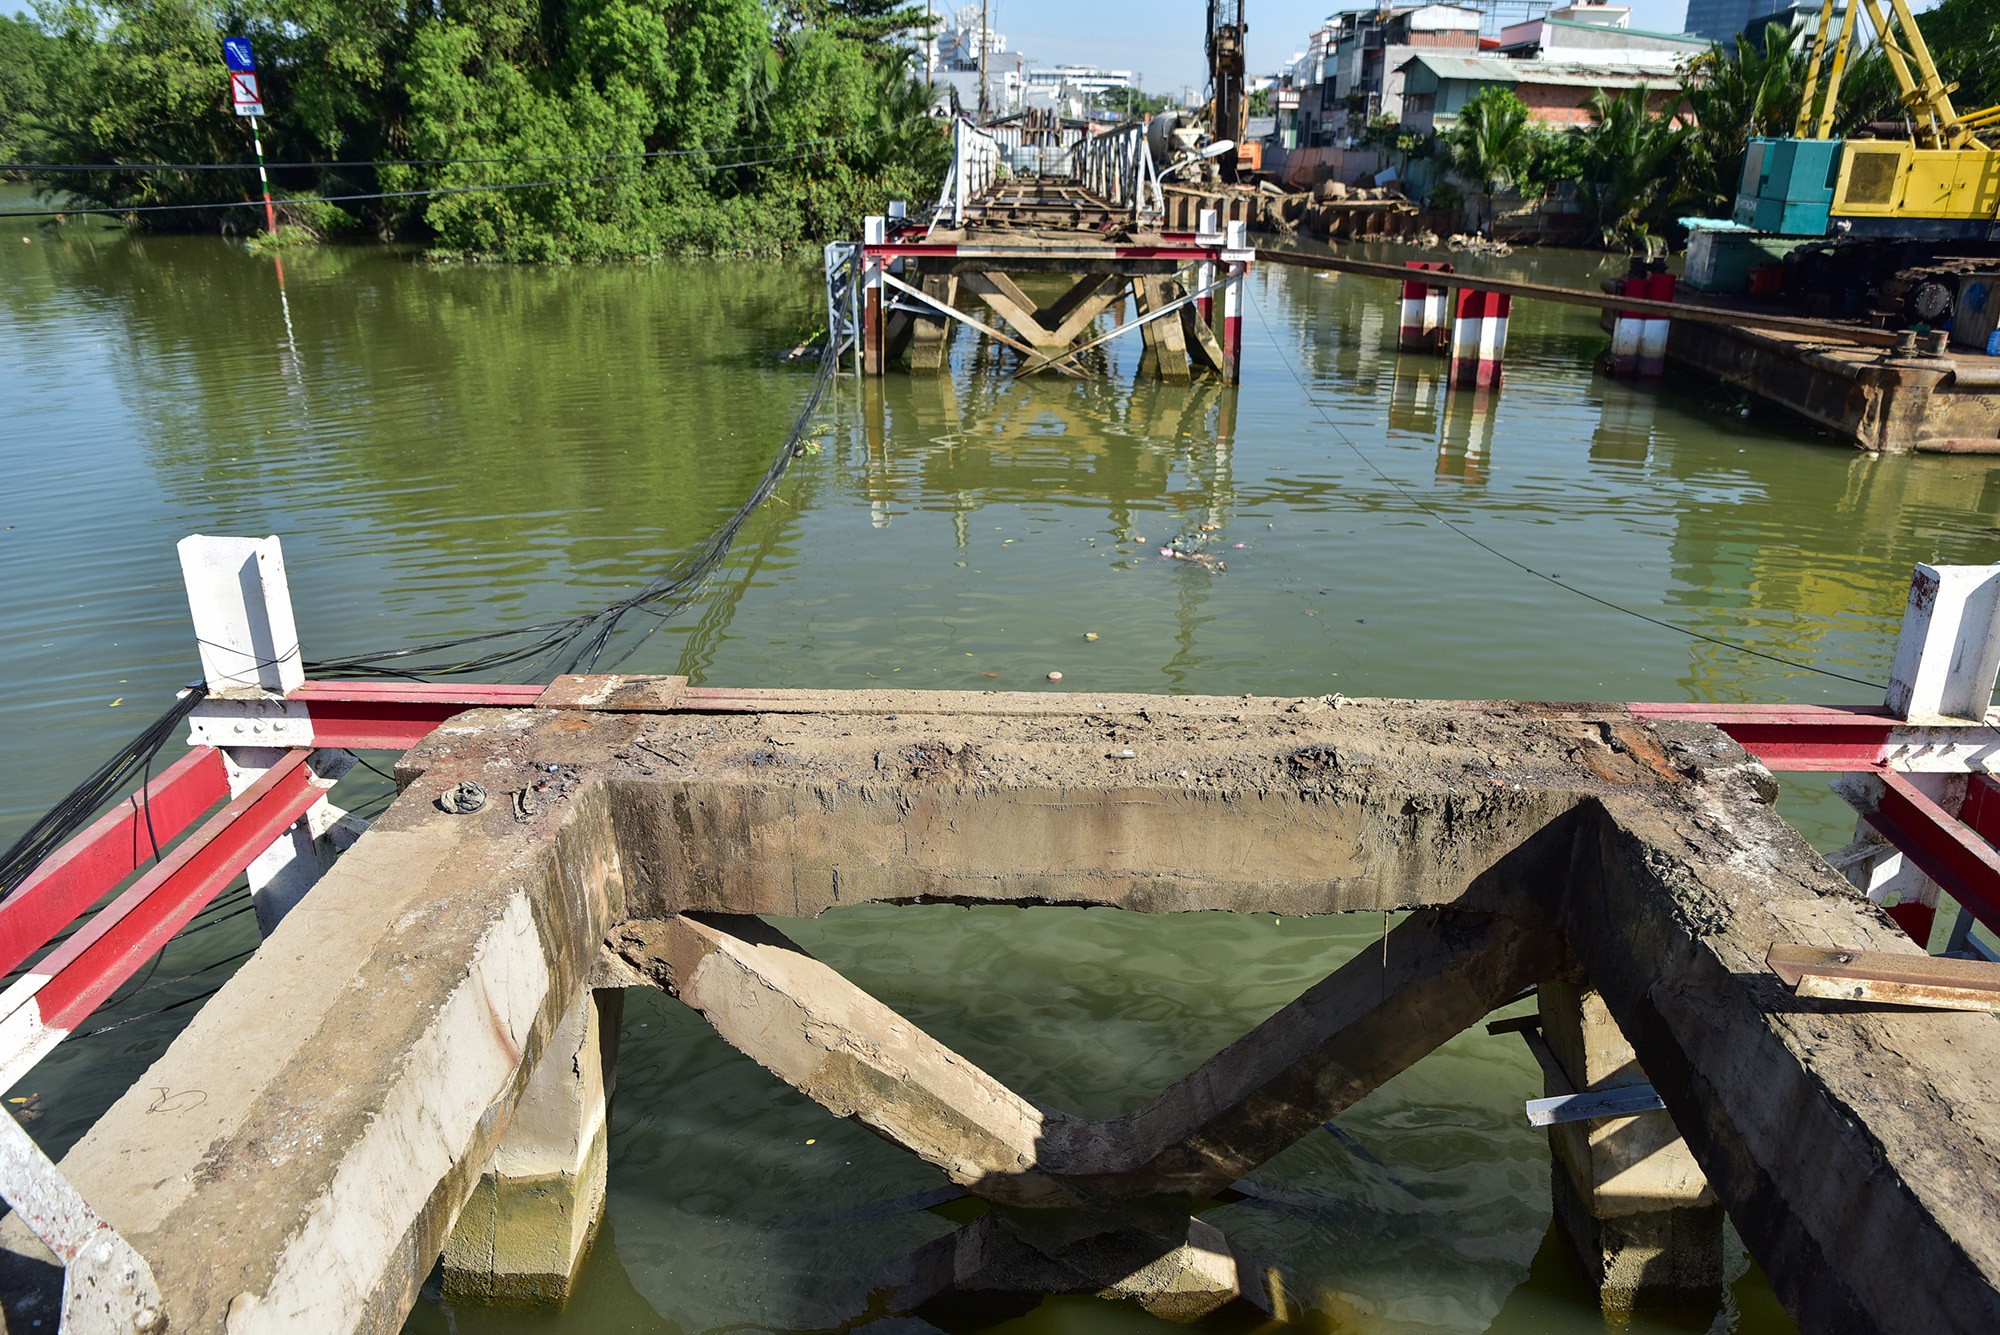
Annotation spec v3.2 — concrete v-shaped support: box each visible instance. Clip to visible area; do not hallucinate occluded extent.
[610,906,1561,1206]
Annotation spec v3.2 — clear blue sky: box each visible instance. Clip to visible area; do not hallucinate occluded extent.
[3,0,1945,95]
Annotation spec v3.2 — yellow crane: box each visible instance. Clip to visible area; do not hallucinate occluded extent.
[1792,0,1999,236]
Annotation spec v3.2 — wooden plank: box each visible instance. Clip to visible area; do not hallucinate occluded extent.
[1135,277,1191,384]
[1182,301,1227,373]
[879,272,1087,379]
[1525,1085,1666,1127]
[1045,278,1126,347]
[960,272,1061,348]
[1768,943,2000,1012]
[906,273,957,376]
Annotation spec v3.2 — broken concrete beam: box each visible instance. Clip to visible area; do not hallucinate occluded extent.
[616,906,1557,1208]
[1577,717,2000,1335]
[611,914,1084,1206]
[1091,906,1564,1200]
[442,986,622,1304]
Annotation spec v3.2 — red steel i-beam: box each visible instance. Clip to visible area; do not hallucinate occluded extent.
[1862,770,2000,941]
[291,681,546,750]
[0,747,230,979]
[19,749,322,1037]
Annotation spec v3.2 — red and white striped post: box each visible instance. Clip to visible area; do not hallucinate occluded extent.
[1447,287,1510,389]
[1638,271,1675,378]
[1220,219,1249,385]
[1195,208,1219,326]
[1398,261,1453,352]
[862,215,886,377]
[1606,273,1644,378]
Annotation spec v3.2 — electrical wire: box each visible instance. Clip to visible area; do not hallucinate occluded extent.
[309,342,841,681]
[0,687,208,899]
[0,126,913,174]
[0,130,903,220]
[1246,286,1889,692]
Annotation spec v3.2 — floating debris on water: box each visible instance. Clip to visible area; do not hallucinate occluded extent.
[1158,532,1226,572]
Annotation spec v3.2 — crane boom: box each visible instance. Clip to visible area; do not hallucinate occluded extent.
[1206,0,1247,181]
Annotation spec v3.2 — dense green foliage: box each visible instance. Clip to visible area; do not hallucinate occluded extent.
[1090,86,1175,118]
[1441,86,1530,223]
[0,15,52,167]
[6,0,947,260]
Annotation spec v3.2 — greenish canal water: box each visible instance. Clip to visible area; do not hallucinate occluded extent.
[3,189,1996,1333]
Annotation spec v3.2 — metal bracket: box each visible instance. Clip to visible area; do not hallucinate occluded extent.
[0,1110,163,1332]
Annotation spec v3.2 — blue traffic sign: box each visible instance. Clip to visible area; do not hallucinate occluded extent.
[223,37,255,72]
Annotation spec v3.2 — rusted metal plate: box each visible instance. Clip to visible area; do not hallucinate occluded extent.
[1767,943,2000,1012]
[538,674,688,712]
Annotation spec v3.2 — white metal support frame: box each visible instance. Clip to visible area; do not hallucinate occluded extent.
[178,534,366,935]
[824,241,861,371]
[1070,123,1165,228]
[933,118,1000,229]
[0,1110,164,1333]
[1835,563,2000,955]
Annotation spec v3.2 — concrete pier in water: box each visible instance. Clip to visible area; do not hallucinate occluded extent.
[4,678,2000,1332]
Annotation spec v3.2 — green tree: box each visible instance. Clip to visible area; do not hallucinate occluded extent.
[1443,86,1532,231]
[1575,84,1694,251]
[1091,85,1174,118]
[1916,0,2000,115]
[17,0,946,259]
[0,14,52,168]
[1680,21,1806,212]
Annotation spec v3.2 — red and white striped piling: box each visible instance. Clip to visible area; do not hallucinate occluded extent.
[862,215,886,377]
[1606,274,1644,378]
[1447,287,1510,389]
[1221,220,1250,384]
[1638,271,1675,378]
[1398,261,1453,353]
[1196,208,1219,326]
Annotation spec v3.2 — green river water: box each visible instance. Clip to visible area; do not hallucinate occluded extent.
[3,189,1997,1333]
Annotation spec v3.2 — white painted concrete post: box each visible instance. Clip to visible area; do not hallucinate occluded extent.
[1886,564,2000,724]
[863,214,887,376]
[1836,564,2000,949]
[178,533,361,935]
[1221,220,1249,384]
[177,535,304,696]
[443,987,621,1304]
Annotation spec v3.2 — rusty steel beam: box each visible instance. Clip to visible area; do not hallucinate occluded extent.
[1768,943,2000,1011]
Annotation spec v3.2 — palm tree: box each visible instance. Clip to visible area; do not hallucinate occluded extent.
[1576,84,1694,251]
[1446,87,1532,233]
[1680,22,1805,212]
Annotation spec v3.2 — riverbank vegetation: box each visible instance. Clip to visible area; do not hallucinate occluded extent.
[1428,0,1997,251]
[0,0,947,261]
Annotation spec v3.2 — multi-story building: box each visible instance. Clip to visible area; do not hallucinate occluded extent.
[1023,64,1138,99]
[1681,0,1810,43]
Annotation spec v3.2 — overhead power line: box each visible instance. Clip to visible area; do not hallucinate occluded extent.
[0,126,912,175]
[0,123,915,219]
